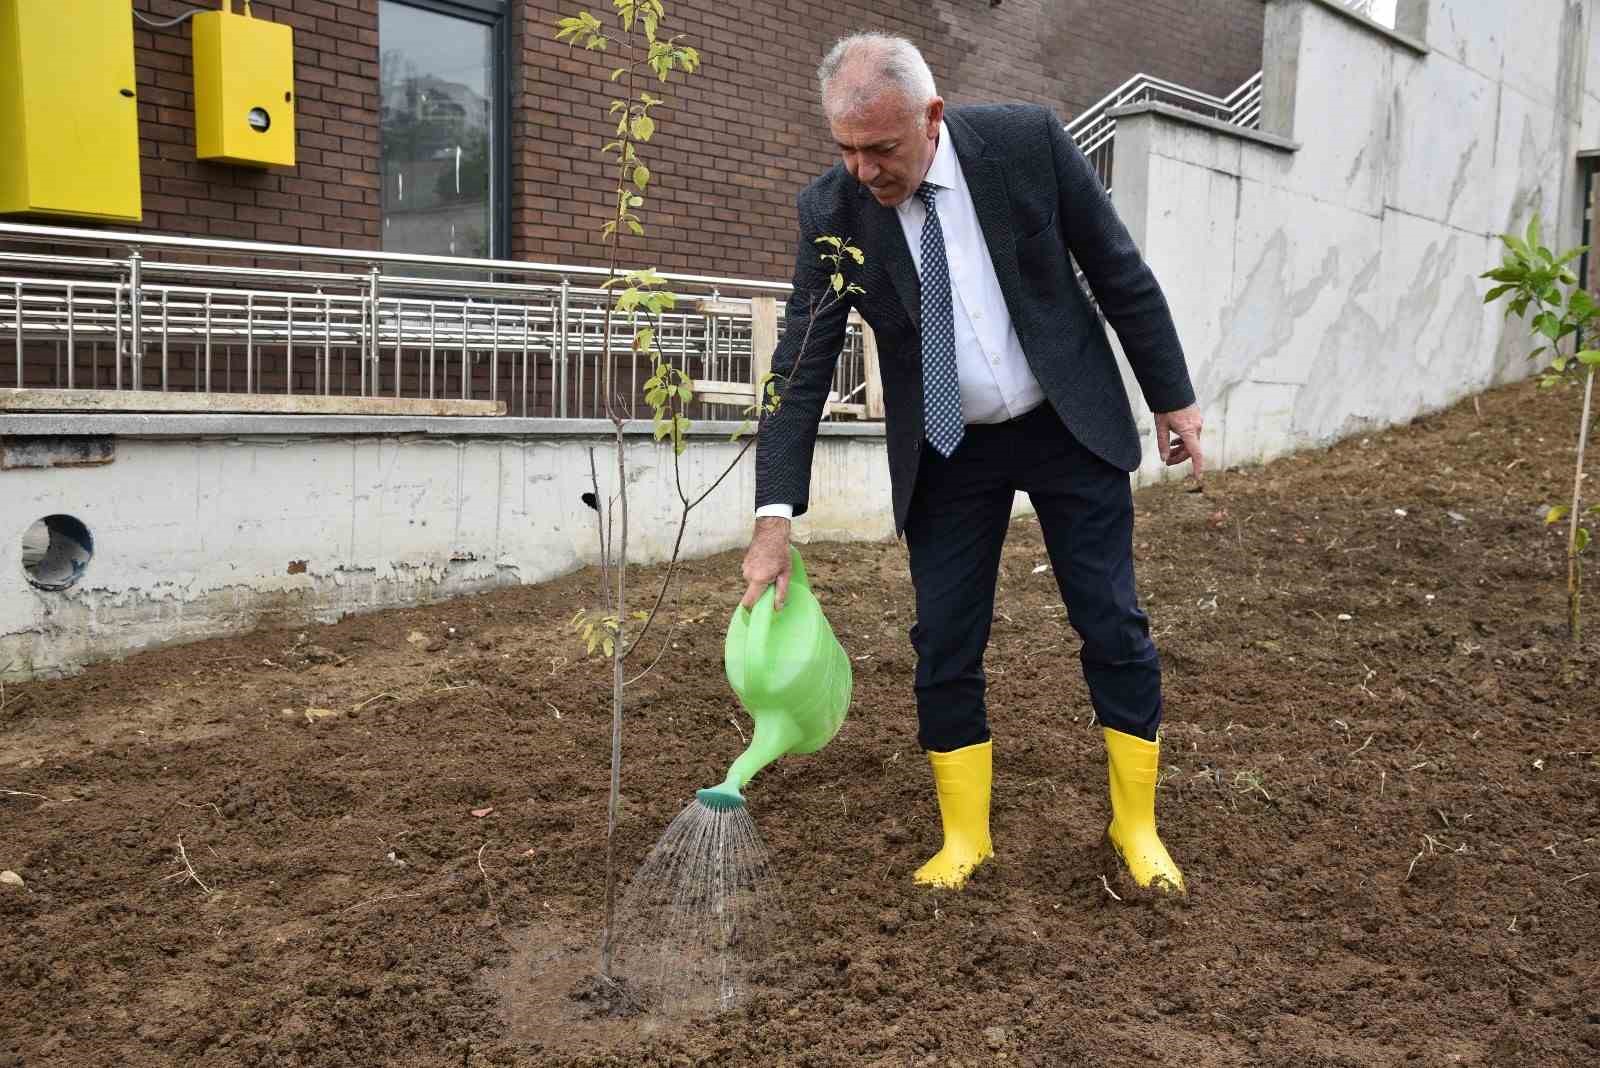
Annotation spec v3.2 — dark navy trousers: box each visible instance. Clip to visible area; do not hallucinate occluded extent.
[903,402,1163,751]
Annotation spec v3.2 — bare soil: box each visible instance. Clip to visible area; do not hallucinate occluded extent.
[3,378,1598,1067]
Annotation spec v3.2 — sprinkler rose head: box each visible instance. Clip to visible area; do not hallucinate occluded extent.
[695,784,746,811]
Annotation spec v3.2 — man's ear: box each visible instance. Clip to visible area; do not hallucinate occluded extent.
[925,97,944,135]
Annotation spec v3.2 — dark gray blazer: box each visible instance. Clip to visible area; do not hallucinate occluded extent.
[753,103,1195,534]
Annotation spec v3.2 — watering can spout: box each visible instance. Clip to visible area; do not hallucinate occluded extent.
[707,547,851,804]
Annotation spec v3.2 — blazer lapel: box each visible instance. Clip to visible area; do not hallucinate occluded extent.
[949,112,1026,338]
[858,182,920,334]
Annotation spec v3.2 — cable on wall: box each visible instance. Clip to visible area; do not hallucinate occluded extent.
[133,2,253,30]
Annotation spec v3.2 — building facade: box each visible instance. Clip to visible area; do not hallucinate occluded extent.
[117,0,1264,279]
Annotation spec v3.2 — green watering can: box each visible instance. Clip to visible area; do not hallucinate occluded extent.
[696,547,852,810]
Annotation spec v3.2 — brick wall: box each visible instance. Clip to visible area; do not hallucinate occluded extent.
[132,0,382,250]
[119,0,1262,279]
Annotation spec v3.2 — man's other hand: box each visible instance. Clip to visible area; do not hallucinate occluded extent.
[1155,404,1204,482]
[741,516,793,611]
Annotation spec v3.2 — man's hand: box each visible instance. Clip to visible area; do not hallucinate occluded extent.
[1154,404,1204,482]
[741,516,793,611]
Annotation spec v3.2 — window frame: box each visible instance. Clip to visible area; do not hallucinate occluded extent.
[377,0,512,261]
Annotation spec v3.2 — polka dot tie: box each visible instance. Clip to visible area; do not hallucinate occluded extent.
[916,182,964,458]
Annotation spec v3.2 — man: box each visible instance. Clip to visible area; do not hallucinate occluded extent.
[741,33,1202,894]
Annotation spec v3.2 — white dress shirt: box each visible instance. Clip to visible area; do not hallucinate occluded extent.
[757,122,1044,520]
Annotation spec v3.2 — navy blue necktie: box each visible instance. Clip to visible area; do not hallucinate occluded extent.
[915,182,963,457]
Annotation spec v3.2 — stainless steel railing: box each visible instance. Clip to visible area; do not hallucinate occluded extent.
[0,221,872,421]
[1064,0,1393,192]
[1066,71,1265,193]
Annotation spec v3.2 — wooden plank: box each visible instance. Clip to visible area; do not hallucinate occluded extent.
[689,298,751,317]
[0,389,506,417]
[691,378,854,415]
[750,295,778,389]
[691,379,756,407]
[855,312,885,419]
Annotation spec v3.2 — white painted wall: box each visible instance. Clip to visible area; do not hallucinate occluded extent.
[1111,0,1597,478]
[0,425,894,679]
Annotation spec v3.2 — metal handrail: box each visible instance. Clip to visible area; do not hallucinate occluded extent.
[0,221,793,295]
[0,222,882,418]
[1067,71,1265,192]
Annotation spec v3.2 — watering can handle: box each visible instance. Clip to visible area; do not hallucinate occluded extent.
[744,546,806,668]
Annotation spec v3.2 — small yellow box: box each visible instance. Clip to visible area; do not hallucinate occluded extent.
[0,0,143,222]
[192,9,296,167]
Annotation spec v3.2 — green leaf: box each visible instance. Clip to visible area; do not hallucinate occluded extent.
[1571,289,1598,322]
[1486,266,1533,285]
[626,218,644,236]
[634,164,650,190]
[1525,213,1541,251]
[610,67,627,82]
[1577,527,1592,555]
[627,193,644,208]
[845,245,864,265]
[1577,350,1600,366]
[1586,504,1600,516]
[678,383,693,403]
[814,235,843,249]
[1546,505,1570,525]
[831,273,844,293]
[630,114,656,142]
[653,421,671,442]
[1500,232,1530,259]
[1533,312,1562,340]
[1482,283,1516,303]
[602,635,614,657]
[1554,244,1589,265]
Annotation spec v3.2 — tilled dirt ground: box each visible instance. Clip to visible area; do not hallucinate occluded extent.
[3,378,1599,1067]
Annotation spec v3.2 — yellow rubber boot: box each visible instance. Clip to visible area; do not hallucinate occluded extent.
[913,740,994,890]
[1103,727,1185,894]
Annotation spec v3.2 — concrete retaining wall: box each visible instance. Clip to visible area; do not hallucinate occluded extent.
[0,418,893,680]
[1110,0,1597,479]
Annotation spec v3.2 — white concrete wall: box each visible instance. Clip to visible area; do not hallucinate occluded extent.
[1111,0,1597,478]
[0,423,893,679]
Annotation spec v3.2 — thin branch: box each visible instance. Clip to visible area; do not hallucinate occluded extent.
[175,799,224,819]
[3,789,68,803]
[1566,362,1594,642]
[477,842,496,911]
[588,446,611,610]
[624,616,681,686]
[341,890,422,915]
[170,836,213,895]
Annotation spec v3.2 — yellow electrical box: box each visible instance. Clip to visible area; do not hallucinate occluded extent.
[192,8,296,167]
[0,0,143,222]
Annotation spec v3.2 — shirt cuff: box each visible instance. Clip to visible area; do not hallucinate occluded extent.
[754,503,795,520]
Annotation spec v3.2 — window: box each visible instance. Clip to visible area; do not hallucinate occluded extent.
[378,1,505,260]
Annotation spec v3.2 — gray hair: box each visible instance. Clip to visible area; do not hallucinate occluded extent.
[816,33,937,120]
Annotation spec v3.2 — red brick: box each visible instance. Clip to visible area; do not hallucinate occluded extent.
[122,0,1262,271]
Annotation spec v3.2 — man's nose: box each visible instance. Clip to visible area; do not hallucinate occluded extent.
[857,159,878,185]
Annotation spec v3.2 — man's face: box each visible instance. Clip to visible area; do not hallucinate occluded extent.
[828,90,943,208]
